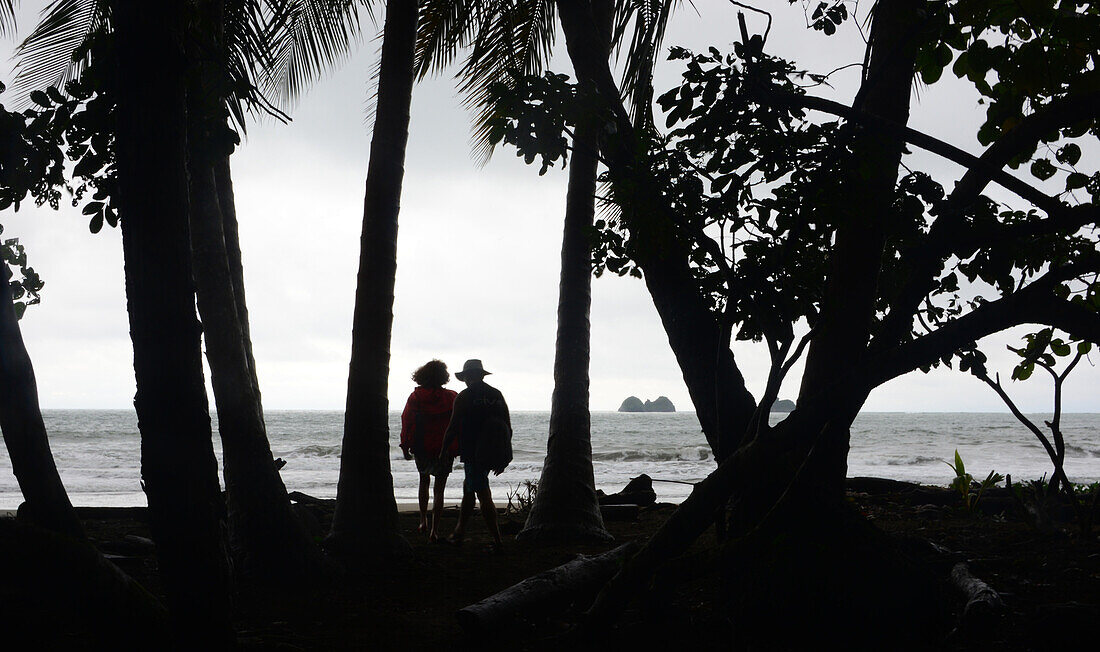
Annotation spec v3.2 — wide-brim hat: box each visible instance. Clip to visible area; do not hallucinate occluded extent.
[455,359,491,381]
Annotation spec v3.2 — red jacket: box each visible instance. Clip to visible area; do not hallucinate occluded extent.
[399,386,458,457]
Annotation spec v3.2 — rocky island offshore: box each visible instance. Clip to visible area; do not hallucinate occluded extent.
[771,399,796,412]
[618,396,676,412]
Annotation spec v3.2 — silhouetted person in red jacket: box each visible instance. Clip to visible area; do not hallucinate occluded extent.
[399,360,458,541]
[440,359,512,552]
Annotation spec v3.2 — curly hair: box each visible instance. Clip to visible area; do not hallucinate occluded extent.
[412,359,450,387]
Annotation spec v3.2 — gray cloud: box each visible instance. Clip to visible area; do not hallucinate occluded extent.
[2,2,1096,413]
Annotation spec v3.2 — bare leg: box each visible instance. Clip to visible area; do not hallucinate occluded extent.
[430,475,447,541]
[476,486,503,547]
[452,490,475,542]
[417,473,430,533]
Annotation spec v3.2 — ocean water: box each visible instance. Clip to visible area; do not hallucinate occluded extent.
[1,410,1098,508]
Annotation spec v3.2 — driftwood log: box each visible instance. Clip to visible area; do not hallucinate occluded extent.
[599,504,639,521]
[951,562,1005,621]
[457,540,641,636]
[597,474,657,506]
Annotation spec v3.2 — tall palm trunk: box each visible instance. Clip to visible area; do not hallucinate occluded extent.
[0,262,83,541]
[518,0,613,544]
[186,0,322,582]
[553,0,757,463]
[329,0,418,556]
[214,155,260,389]
[113,2,232,643]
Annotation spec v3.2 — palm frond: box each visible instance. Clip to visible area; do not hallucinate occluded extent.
[12,0,108,103]
[613,0,686,130]
[451,0,558,162]
[413,0,482,81]
[1,0,17,38]
[260,0,373,107]
[417,0,685,162]
[220,0,292,128]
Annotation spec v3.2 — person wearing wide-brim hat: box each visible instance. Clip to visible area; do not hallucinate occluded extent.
[440,359,513,552]
[454,358,491,382]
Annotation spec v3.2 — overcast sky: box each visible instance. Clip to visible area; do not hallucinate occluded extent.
[2,2,1097,413]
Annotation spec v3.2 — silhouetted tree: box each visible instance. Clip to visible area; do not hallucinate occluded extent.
[10,0,362,581]
[488,0,1100,642]
[329,0,417,557]
[113,1,232,643]
[518,0,613,543]
[184,0,325,582]
[0,242,82,540]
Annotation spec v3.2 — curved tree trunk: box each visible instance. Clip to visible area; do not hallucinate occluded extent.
[329,0,418,558]
[113,1,232,644]
[0,262,83,540]
[518,0,613,543]
[186,0,323,583]
[553,0,757,463]
[795,0,926,498]
[214,155,260,389]
[1,267,172,644]
[570,0,929,631]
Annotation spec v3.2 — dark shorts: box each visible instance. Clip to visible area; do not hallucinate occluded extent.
[462,461,490,493]
[414,453,454,477]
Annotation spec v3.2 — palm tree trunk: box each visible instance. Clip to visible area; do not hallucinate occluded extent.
[186,0,323,583]
[518,0,613,543]
[113,2,232,643]
[214,155,260,389]
[189,144,322,581]
[0,262,83,541]
[329,0,418,557]
[554,0,757,463]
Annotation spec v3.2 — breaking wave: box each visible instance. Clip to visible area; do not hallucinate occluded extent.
[291,444,342,458]
[883,455,942,466]
[593,447,711,463]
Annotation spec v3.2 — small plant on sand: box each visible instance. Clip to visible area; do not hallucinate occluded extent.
[944,450,1004,512]
[964,328,1095,535]
[505,480,538,516]
[1008,474,1059,533]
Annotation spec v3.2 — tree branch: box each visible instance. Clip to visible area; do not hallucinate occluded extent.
[863,265,1095,387]
[872,91,1099,347]
[758,90,1076,212]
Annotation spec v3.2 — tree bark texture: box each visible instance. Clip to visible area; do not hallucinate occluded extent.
[186,0,322,582]
[113,1,232,643]
[518,0,613,544]
[329,0,418,556]
[553,0,757,462]
[0,262,83,540]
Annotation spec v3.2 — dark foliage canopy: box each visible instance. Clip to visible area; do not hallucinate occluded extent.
[484,0,1099,401]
